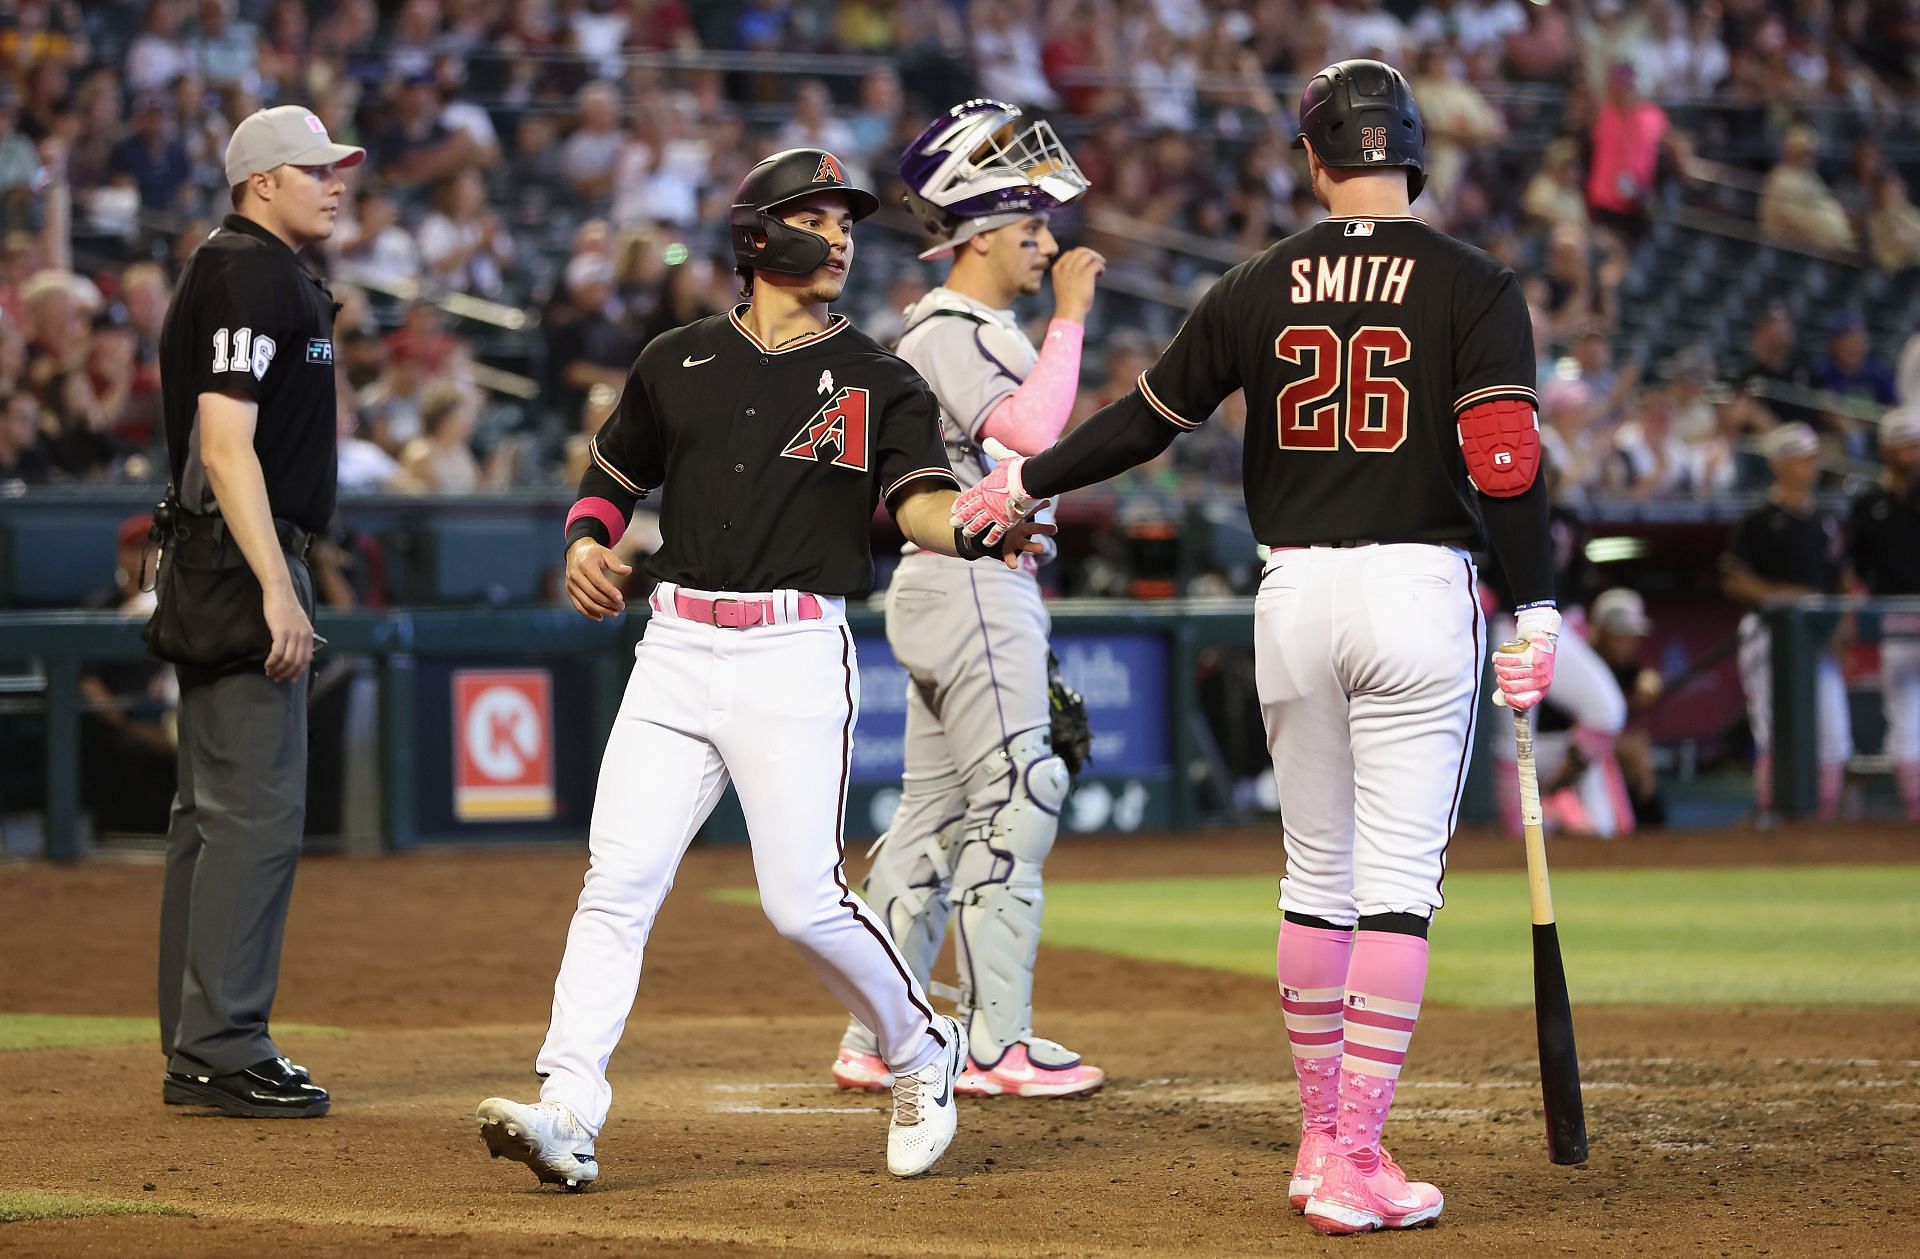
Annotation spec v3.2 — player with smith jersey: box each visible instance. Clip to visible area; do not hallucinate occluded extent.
[950,60,1557,1233]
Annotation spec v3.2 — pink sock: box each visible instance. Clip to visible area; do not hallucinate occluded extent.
[1337,929,1430,1174]
[1755,753,1773,811]
[1818,763,1845,821]
[1277,920,1353,1135]
[1493,759,1522,837]
[1898,762,1920,821]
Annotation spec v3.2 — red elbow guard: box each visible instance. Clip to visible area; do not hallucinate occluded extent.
[1458,399,1541,497]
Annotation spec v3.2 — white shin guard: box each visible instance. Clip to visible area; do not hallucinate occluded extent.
[953,728,1069,1065]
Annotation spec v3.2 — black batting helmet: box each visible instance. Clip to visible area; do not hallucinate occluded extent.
[729,148,880,276]
[1292,59,1427,202]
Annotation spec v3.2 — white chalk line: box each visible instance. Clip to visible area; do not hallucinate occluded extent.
[700,1072,1919,1119]
[710,1103,883,1115]
[1589,1056,1920,1069]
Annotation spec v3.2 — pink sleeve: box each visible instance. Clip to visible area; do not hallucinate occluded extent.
[977,318,1084,456]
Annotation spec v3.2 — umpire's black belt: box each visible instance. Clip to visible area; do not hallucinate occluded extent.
[172,511,316,562]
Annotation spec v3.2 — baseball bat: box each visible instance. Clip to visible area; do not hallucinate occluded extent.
[1500,640,1590,1166]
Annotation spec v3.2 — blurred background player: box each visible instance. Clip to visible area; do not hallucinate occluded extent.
[1484,469,1634,838]
[1724,422,1853,822]
[1849,409,1920,820]
[1588,587,1668,829]
[949,59,1558,1235]
[832,100,1108,1100]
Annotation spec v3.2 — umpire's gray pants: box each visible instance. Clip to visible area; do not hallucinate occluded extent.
[158,642,309,1076]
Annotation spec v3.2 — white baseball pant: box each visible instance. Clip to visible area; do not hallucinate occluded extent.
[535,584,947,1135]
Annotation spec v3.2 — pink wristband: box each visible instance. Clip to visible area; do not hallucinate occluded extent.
[566,496,628,546]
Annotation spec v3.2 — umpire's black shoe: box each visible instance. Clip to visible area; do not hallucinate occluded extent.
[163,1054,312,1104]
[163,1057,330,1118]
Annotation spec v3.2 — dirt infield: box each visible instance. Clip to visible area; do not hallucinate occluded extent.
[2,826,1915,1257]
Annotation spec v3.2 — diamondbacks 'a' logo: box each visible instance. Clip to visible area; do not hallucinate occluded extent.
[813,153,844,184]
[781,387,870,471]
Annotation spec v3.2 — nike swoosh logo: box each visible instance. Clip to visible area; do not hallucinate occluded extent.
[682,354,715,367]
[935,1043,957,1107]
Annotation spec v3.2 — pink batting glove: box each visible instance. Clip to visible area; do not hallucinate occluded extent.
[1492,605,1562,711]
[951,439,1040,546]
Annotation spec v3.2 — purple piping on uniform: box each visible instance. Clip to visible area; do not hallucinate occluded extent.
[971,325,1027,389]
[828,625,945,1054]
[1436,556,1484,905]
[969,570,1011,744]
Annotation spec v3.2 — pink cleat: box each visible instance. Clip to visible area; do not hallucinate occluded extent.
[1304,1150,1444,1235]
[831,1047,893,1093]
[956,1039,1105,1098]
[1289,1130,1336,1211]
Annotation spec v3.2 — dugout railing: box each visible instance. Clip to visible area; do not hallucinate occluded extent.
[7,600,1420,862]
[1765,595,1920,820]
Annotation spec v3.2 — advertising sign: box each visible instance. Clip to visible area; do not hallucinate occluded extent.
[452,669,556,822]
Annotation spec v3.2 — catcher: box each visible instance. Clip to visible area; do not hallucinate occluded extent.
[830,99,1106,1098]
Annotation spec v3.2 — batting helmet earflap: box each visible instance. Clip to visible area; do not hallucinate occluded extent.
[1292,59,1427,202]
[729,148,880,276]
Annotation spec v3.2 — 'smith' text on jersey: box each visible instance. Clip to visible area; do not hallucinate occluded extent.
[1287,256,1417,306]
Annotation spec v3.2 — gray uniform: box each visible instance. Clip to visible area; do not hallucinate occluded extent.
[842,288,1072,1069]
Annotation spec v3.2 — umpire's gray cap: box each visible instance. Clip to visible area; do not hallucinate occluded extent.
[224,105,365,187]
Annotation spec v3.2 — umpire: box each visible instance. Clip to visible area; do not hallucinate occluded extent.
[149,106,360,1118]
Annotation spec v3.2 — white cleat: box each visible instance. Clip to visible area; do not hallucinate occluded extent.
[476,1097,600,1192]
[886,1015,965,1178]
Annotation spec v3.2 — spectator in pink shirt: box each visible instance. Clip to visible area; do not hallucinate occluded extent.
[1585,61,1670,243]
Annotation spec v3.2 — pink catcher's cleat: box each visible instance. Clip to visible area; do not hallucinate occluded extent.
[831,1047,893,1093]
[956,1039,1105,1099]
[1304,1149,1444,1235]
[1289,1130,1336,1211]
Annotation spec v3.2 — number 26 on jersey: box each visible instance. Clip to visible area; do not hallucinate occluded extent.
[1275,326,1410,452]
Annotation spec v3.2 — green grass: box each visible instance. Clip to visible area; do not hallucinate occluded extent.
[0,1192,192,1224]
[711,864,1920,1007]
[0,1015,345,1052]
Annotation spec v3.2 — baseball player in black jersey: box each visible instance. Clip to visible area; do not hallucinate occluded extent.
[475,148,1053,1189]
[1724,421,1853,820]
[1851,409,1920,818]
[953,60,1557,1234]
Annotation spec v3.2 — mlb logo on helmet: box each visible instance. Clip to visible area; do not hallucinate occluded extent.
[305,114,327,134]
[813,153,844,184]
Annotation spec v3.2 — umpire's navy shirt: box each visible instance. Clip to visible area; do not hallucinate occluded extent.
[160,214,340,532]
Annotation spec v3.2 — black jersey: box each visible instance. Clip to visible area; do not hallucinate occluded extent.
[1727,500,1844,593]
[1849,483,1920,595]
[1133,216,1536,548]
[159,214,340,532]
[584,307,958,596]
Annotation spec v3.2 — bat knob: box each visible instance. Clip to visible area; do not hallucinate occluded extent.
[1496,638,1529,656]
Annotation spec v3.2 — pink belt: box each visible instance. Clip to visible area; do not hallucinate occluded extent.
[672,589,823,629]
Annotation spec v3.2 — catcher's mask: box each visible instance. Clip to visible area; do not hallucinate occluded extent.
[899,98,1089,261]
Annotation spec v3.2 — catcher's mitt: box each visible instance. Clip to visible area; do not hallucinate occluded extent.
[1048,652,1092,775]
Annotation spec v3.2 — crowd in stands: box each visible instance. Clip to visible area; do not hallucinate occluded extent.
[0,0,1916,517]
